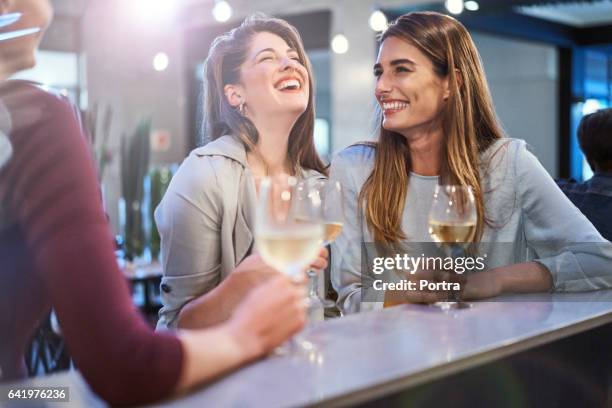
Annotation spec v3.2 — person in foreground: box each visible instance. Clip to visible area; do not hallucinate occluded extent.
[155,15,328,330]
[557,108,612,241]
[330,12,612,314]
[0,1,306,405]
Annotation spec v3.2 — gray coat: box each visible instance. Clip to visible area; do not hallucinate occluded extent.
[155,135,322,328]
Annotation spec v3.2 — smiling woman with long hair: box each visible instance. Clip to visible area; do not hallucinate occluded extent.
[330,12,612,314]
[154,15,328,330]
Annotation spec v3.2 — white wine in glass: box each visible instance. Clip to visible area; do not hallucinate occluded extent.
[428,220,476,244]
[428,185,477,310]
[323,221,343,245]
[257,224,324,278]
[295,219,343,247]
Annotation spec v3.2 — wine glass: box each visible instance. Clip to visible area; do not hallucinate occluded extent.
[296,179,345,318]
[428,185,477,310]
[255,174,324,352]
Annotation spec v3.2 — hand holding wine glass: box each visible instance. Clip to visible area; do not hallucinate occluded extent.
[227,276,307,359]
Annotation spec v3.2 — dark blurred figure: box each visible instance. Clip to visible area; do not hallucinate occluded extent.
[0,1,306,406]
[558,108,612,241]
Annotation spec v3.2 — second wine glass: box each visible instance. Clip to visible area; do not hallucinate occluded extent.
[296,179,345,317]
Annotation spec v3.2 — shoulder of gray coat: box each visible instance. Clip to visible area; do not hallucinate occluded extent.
[191,135,247,167]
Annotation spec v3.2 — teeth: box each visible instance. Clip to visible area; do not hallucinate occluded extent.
[382,101,408,111]
[277,79,301,90]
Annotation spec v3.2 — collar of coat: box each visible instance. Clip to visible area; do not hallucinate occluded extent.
[193,134,323,180]
[193,135,248,166]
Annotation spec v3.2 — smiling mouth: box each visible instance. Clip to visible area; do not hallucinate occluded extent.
[381,101,408,114]
[275,78,302,92]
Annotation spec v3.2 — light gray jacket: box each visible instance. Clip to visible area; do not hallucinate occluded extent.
[330,138,612,314]
[155,135,322,328]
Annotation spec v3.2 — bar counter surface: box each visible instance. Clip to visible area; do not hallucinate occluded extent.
[3,290,612,407]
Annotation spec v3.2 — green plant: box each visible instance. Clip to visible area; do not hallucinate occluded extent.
[149,166,173,260]
[85,103,114,181]
[120,118,151,260]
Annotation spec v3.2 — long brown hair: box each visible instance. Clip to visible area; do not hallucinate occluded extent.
[202,14,327,175]
[360,11,505,244]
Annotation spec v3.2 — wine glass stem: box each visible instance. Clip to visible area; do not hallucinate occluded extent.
[449,245,465,303]
[307,269,318,298]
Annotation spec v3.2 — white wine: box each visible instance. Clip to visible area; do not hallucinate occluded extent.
[296,218,343,245]
[428,220,476,243]
[256,224,323,277]
[323,222,343,245]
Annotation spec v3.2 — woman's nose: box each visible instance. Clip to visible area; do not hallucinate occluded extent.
[280,57,299,71]
[375,76,392,97]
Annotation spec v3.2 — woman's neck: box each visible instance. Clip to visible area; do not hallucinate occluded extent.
[246,113,296,177]
[0,48,35,82]
[403,125,443,177]
[0,65,16,82]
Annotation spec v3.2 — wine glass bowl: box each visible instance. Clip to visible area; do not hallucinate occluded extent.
[429,185,477,245]
[256,175,324,280]
[294,179,345,245]
[428,185,477,310]
[296,179,345,312]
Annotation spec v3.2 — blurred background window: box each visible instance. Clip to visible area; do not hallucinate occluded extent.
[11,50,81,105]
[571,49,611,180]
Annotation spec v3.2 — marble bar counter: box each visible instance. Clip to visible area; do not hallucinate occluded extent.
[3,290,612,407]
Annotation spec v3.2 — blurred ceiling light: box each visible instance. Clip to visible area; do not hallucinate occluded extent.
[369,10,388,32]
[153,52,169,72]
[465,1,479,11]
[445,0,464,15]
[128,0,175,24]
[212,0,232,23]
[331,34,349,54]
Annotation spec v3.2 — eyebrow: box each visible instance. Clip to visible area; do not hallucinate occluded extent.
[253,47,299,59]
[373,58,416,70]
